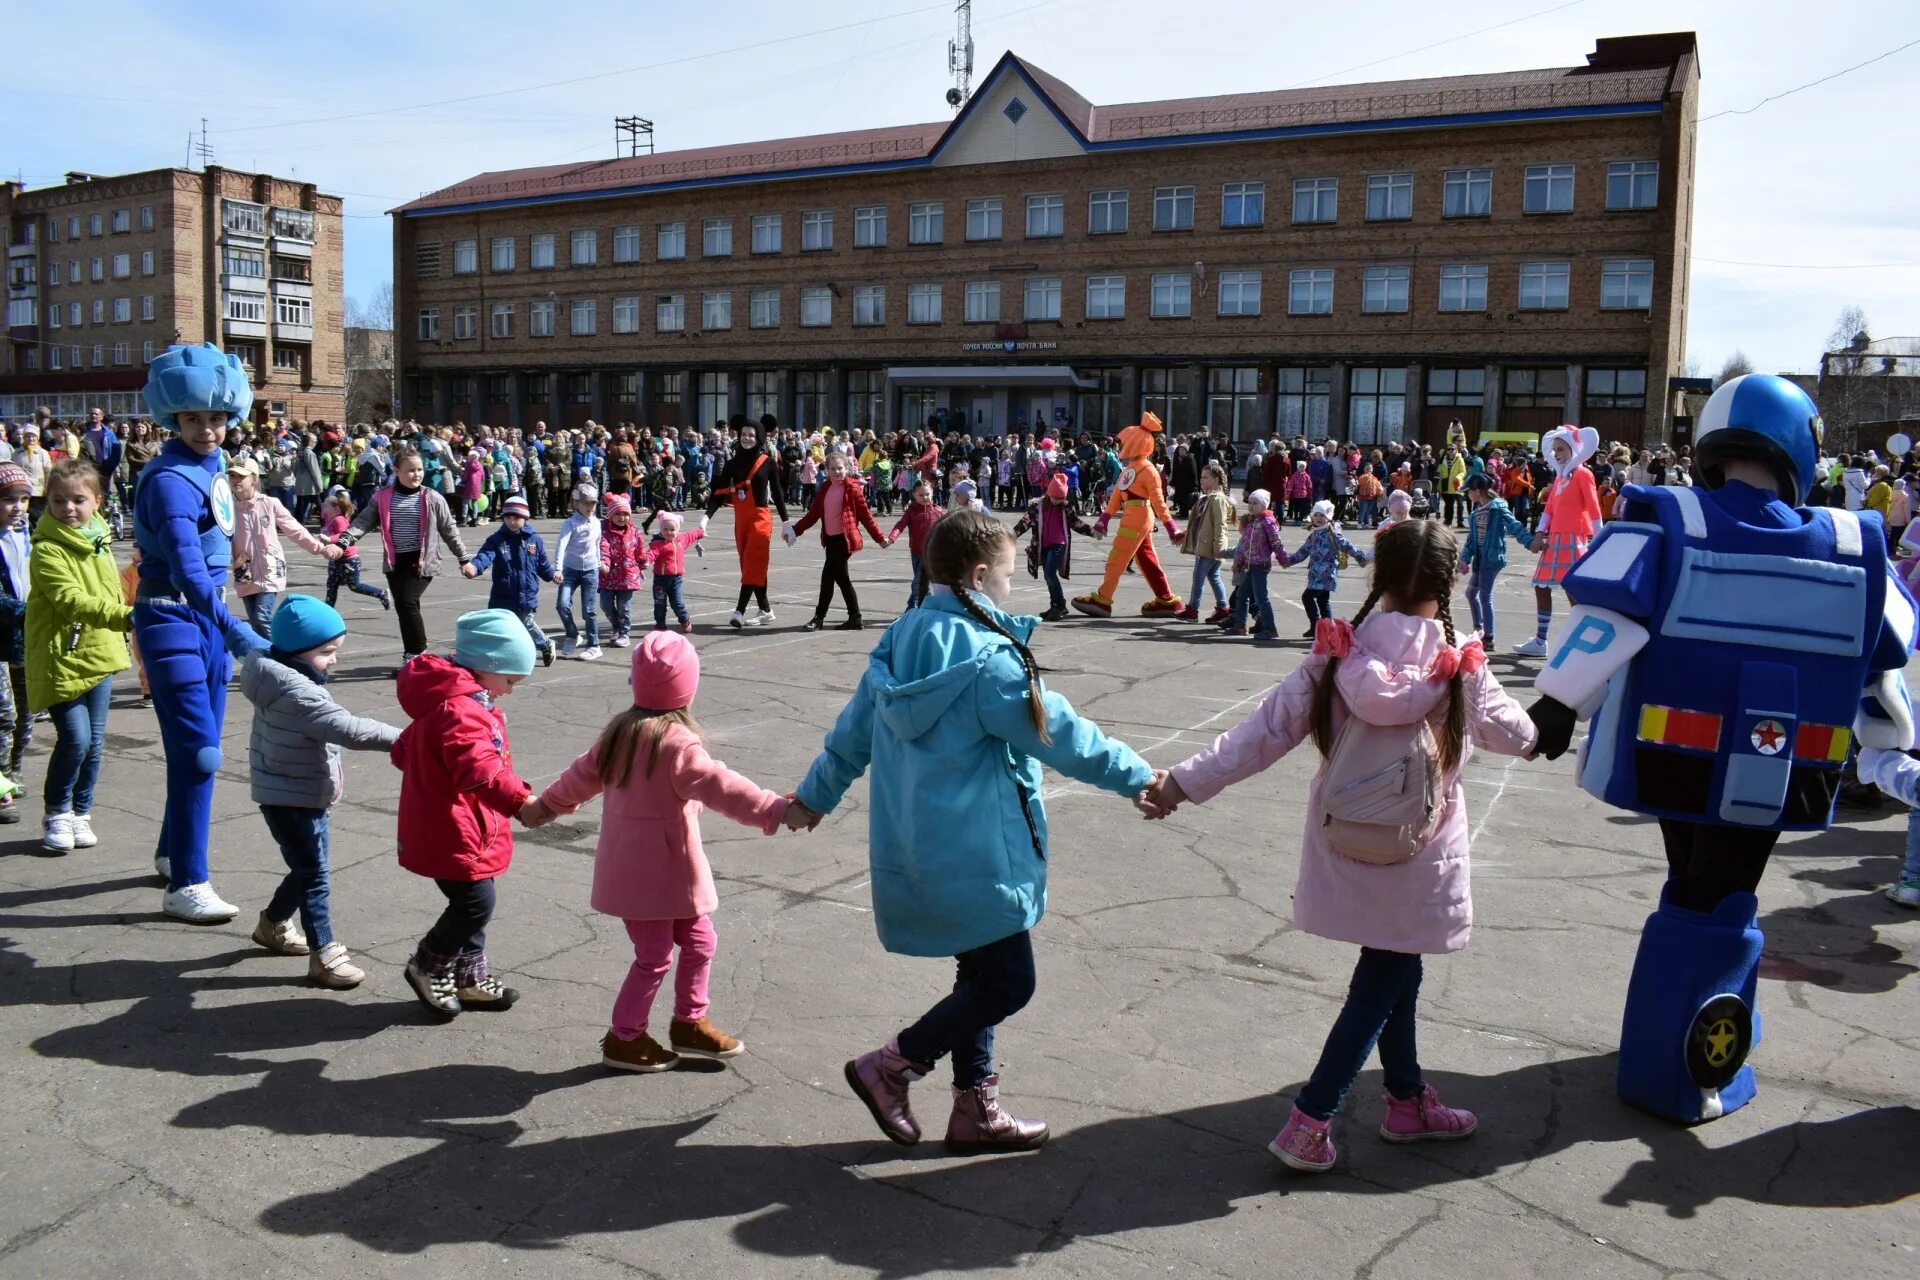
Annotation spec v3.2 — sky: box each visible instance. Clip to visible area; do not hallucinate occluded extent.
[10,0,1918,374]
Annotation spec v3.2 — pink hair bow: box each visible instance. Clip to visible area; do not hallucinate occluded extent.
[1430,637,1486,681]
[1312,617,1354,658]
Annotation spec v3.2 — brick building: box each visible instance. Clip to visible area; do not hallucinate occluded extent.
[1814,338,1920,452]
[1,166,345,424]
[395,31,1698,447]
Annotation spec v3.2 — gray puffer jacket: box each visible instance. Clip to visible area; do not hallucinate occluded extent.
[239,652,402,808]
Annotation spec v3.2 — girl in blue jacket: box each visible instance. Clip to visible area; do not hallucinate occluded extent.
[1456,474,1536,651]
[790,509,1158,1155]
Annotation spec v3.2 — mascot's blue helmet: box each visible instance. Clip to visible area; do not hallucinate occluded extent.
[143,342,253,431]
[1693,373,1822,506]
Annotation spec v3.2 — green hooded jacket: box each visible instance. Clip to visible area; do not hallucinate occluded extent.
[27,512,131,712]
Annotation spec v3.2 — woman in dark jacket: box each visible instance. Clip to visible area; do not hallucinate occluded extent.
[1168,443,1200,517]
[704,414,791,628]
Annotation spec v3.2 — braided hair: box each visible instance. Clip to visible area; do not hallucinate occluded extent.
[1310,519,1467,772]
[924,509,1052,745]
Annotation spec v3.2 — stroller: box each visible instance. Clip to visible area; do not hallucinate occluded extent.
[1409,481,1434,520]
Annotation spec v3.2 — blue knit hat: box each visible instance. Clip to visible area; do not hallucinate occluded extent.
[269,595,346,655]
[453,608,536,677]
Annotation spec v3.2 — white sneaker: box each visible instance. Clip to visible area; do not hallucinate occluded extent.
[755,610,775,626]
[70,813,97,849]
[728,610,745,630]
[153,852,170,882]
[578,645,603,662]
[251,910,311,955]
[560,639,578,657]
[1512,636,1549,658]
[42,812,74,853]
[1886,880,1920,908]
[163,882,239,924]
[309,942,366,988]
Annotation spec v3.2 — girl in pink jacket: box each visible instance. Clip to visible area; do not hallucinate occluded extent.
[1145,520,1537,1174]
[229,456,340,638]
[532,631,788,1073]
[597,494,647,646]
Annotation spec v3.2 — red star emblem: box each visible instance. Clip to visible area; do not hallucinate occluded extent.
[1750,720,1786,755]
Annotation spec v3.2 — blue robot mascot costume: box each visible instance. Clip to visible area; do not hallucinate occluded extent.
[136,343,273,924]
[1527,374,1916,1123]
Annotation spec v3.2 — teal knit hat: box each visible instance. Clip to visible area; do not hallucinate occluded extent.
[269,595,346,655]
[453,608,537,677]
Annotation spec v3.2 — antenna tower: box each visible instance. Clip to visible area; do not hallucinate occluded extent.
[615,116,655,158]
[193,118,215,169]
[946,0,974,110]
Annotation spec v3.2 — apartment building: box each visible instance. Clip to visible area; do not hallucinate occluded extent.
[1,166,345,423]
[395,32,1698,447]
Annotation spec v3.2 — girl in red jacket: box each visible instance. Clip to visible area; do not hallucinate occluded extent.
[597,494,646,647]
[791,453,890,632]
[888,480,944,609]
[530,631,789,1072]
[392,610,543,1017]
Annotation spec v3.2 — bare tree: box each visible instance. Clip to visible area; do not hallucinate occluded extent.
[342,283,396,425]
[1823,304,1872,447]
[1827,304,1870,354]
[1714,350,1753,388]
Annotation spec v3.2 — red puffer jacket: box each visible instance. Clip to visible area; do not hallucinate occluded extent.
[391,655,531,881]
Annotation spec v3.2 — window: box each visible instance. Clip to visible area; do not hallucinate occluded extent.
[1425,367,1485,407]
[1585,368,1648,410]
[746,370,779,421]
[1438,263,1488,312]
[908,202,943,244]
[1348,367,1408,445]
[141,340,154,363]
[530,232,556,269]
[220,201,263,236]
[697,372,730,427]
[490,236,516,271]
[801,210,833,251]
[655,294,684,331]
[570,229,597,266]
[1221,181,1265,228]
[1606,160,1659,211]
[793,370,829,431]
[800,287,832,327]
[1208,368,1259,438]
[139,250,155,276]
[1153,185,1194,231]
[1442,168,1492,218]
[275,295,312,327]
[139,295,154,322]
[8,299,34,329]
[67,302,80,325]
[1287,269,1333,316]
[966,197,1002,241]
[1085,275,1125,319]
[112,297,131,323]
[452,238,478,274]
[1026,194,1063,238]
[91,299,105,324]
[1023,277,1061,321]
[89,213,103,237]
[963,281,999,323]
[67,216,78,239]
[612,225,640,263]
[566,374,592,405]
[47,261,60,286]
[854,205,887,247]
[452,305,477,340]
[612,296,640,333]
[490,302,514,338]
[1139,367,1189,432]
[1086,189,1128,236]
[853,284,885,326]
[750,289,780,328]
[751,214,782,254]
[90,345,103,368]
[225,294,267,324]
[46,216,59,243]
[1601,258,1654,310]
[530,300,555,337]
[90,257,104,282]
[1217,270,1261,316]
[1292,177,1338,224]
[1365,172,1412,222]
[1503,367,1567,409]
[657,221,686,260]
[270,209,314,241]
[1362,265,1409,314]
[20,348,35,371]
[907,283,942,324]
[702,218,732,257]
[526,372,552,403]
[139,205,153,231]
[223,247,265,278]
[49,347,63,371]
[1523,164,1574,214]
[1518,261,1571,311]
[570,299,597,335]
[1150,272,1191,318]
[1275,366,1332,436]
[111,209,130,233]
[701,291,731,330]
[68,258,79,282]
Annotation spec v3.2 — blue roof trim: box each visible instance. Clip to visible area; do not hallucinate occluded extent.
[404,99,1663,218]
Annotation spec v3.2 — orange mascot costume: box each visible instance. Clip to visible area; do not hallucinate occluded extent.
[1072,412,1183,617]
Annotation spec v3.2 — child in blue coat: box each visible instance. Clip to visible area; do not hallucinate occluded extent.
[461,496,557,667]
[1455,473,1536,650]
[1283,499,1371,637]
[789,509,1158,1155]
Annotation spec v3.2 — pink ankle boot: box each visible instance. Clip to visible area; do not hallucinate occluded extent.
[845,1037,929,1145]
[944,1074,1048,1155]
[1268,1105,1337,1172]
[1379,1084,1477,1143]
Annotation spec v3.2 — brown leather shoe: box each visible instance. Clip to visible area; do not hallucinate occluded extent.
[669,1016,744,1060]
[601,1031,679,1073]
[944,1074,1049,1154]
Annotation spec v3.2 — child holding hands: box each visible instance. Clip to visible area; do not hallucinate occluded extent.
[644,510,704,633]
[1285,499,1371,637]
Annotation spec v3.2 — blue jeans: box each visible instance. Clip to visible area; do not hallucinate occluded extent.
[652,575,688,626]
[1464,563,1499,644]
[512,610,551,654]
[600,587,635,637]
[896,929,1036,1088]
[557,567,599,645]
[906,552,926,609]
[261,804,334,947]
[1356,496,1378,527]
[242,591,279,639]
[1188,556,1225,610]
[1041,543,1067,612]
[1903,806,1920,886]
[44,676,111,815]
[1229,566,1275,635]
[1295,947,1425,1121]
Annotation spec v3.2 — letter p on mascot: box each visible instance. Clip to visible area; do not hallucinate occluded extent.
[1071,412,1182,618]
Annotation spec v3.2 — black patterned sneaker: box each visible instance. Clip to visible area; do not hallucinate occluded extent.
[405,959,462,1017]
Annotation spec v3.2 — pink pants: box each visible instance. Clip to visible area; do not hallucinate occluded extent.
[610,916,716,1038]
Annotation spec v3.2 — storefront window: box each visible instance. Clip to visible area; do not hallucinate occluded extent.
[1074,369,1123,437]
[1206,367,1258,441]
[847,370,884,433]
[1140,367,1189,432]
[1347,367,1407,445]
[1274,367,1331,438]
[745,370,778,422]
[697,372,731,428]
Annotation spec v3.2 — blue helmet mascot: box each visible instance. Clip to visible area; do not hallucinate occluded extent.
[1527,374,1916,1122]
[135,343,271,923]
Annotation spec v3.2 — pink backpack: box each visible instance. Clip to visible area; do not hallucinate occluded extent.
[1318,704,1447,865]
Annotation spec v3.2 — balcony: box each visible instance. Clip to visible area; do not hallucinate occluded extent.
[273,321,313,342]
[223,313,267,340]
[269,278,313,301]
[270,210,315,248]
[271,233,313,259]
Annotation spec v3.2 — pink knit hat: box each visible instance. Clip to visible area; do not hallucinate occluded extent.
[604,493,631,517]
[630,630,699,710]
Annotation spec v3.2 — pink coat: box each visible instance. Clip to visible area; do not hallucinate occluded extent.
[1170,612,1536,954]
[599,521,647,590]
[232,494,327,597]
[538,722,788,921]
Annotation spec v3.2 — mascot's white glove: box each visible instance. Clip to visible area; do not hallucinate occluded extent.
[697,513,709,533]
[1857,745,1920,807]
[781,521,797,547]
